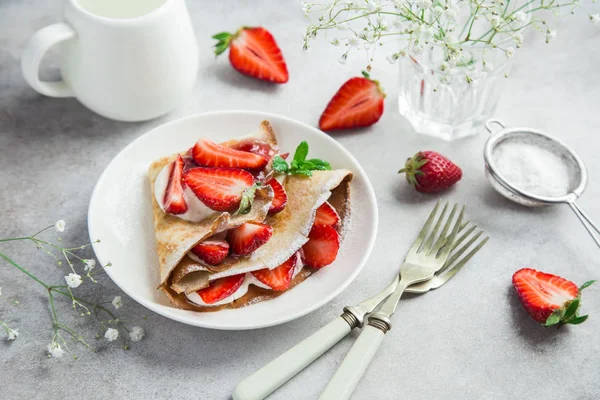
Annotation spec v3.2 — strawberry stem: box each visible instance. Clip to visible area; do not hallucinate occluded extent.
[398,152,427,188]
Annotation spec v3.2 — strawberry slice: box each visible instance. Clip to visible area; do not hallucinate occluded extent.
[302,225,340,269]
[191,239,230,266]
[227,222,273,256]
[213,27,289,83]
[267,179,287,215]
[197,274,245,304]
[319,71,385,131]
[192,138,268,170]
[230,139,275,161]
[183,167,254,212]
[251,253,297,291]
[314,202,339,227]
[163,155,188,214]
[512,268,595,326]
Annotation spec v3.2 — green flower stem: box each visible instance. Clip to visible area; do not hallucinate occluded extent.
[0,251,49,289]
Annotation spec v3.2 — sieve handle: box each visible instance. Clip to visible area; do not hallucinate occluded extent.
[568,202,600,248]
[485,119,505,134]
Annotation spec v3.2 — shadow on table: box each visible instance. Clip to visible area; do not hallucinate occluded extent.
[206,62,282,95]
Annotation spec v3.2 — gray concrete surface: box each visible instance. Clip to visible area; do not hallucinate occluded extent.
[1,0,600,399]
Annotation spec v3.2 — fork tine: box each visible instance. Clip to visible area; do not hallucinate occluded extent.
[435,204,464,259]
[437,229,483,275]
[429,235,489,289]
[407,200,442,255]
[421,202,448,253]
[424,203,456,255]
[451,223,477,252]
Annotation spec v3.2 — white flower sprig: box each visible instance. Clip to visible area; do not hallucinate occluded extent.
[0,221,144,359]
[302,0,598,80]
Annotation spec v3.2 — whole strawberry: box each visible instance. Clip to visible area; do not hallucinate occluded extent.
[512,268,595,327]
[399,151,462,193]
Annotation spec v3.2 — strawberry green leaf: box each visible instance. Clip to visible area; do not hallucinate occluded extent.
[236,182,262,215]
[579,280,596,291]
[567,314,589,325]
[544,310,562,327]
[563,298,580,321]
[293,141,309,164]
[361,70,370,79]
[272,156,289,173]
[212,32,231,40]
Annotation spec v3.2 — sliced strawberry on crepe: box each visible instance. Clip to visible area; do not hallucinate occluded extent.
[163,154,188,214]
[319,71,385,131]
[227,222,273,256]
[183,167,254,212]
[192,138,268,170]
[267,179,287,215]
[230,139,276,161]
[302,225,340,269]
[191,239,230,266]
[213,27,289,83]
[314,202,339,227]
[197,274,246,304]
[251,253,297,291]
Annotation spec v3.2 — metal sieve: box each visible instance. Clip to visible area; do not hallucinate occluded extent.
[484,119,600,248]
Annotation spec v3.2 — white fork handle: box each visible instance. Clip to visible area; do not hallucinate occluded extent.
[233,317,353,400]
[319,325,385,400]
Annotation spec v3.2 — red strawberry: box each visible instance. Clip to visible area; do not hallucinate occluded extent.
[197,274,245,304]
[314,202,339,227]
[213,27,288,83]
[267,179,287,215]
[183,167,254,212]
[302,225,340,269]
[192,138,268,170]
[230,139,275,161]
[399,151,462,193]
[251,253,297,291]
[319,71,385,131]
[163,155,188,214]
[227,222,273,256]
[512,268,595,326]
[191,239,230,266]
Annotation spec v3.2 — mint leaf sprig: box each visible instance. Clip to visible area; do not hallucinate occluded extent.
[272,141,331,177]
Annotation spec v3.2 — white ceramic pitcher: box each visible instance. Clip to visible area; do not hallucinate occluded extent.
[21,0,198,122]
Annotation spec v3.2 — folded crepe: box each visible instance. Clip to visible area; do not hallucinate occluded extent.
[163,169,352,312]
[148,120,353,311]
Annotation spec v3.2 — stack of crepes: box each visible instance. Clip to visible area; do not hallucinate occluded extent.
[148,121,352,311]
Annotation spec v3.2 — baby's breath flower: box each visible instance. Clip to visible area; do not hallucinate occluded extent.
[112,296,122,310]
[83,259,96,272]
[47,342,65,358]
[591,14,600,25]
[440,61,449,72]
[366,0,380,13]
[545,28,557,43]
[513,11,528,25]
[301,1,311,16]
[337,22,349,31]
[416,0,432,9]
[104,328,119,342]
[338,53,348,64]
[65,273,82,288]
[129,326,145,342]
[54,220,66,233]
[348,37,360,47]
[6,327,19,341]
[490,15,502,28]
[513,33,524,47]
[505,47,515,58]
[483,62,494,72]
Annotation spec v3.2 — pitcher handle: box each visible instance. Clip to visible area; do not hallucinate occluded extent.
[21,23,76,97]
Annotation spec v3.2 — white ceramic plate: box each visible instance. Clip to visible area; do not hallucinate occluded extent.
[88,111,378,330]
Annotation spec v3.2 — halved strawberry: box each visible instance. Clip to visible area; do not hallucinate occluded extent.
[191,239,230,266]
[251,253,297,291]
[230,138,275,161]
[163,155,188,214]
[213,27,289,83]
[192,138,268,170]
[512,268,596,326]
[319,71,385,131]
[302,225,340,269]
[197,274,245,304]
[314,202,339,227]
[183,167,254,212]
[267,179,287,215]
[227,222,273,256]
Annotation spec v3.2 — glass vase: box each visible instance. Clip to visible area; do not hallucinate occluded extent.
[397,48,513,141]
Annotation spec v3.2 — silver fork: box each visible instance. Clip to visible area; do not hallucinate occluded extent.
[233,202,488,400]
[319,202,465,400]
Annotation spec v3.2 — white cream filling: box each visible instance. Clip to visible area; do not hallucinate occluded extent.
[154,163,218,223]
[185,253,304,307]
